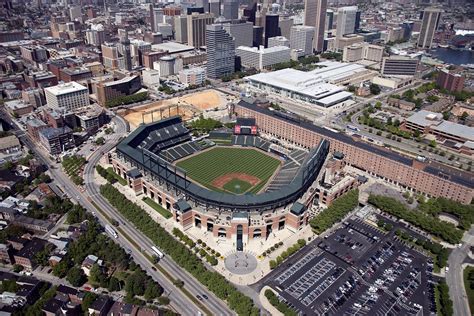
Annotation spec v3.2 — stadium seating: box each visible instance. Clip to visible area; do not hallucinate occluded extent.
[265,148,309,192]
[140,122,191,153]
[160,141,203,162]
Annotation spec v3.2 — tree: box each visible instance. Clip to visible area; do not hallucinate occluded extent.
[125,270,147,297]
[81,292,98,312]
[66,267,86,287]
[460,111,469,121]
[52,260,69,278]
[95,137,105,145]
[369,84,381,95]
[0,279,19,293]
[89,264,104,285]
[158,296,170,305]
[13,264,23,273]
[34,244,53,267]
[2,161,14,170]
[144,281,163,300]
[108,277,121,292]
[375,101,382,110]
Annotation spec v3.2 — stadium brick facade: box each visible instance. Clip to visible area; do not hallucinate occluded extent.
[234,101,473,204]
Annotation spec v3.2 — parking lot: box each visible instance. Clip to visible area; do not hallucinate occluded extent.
[260,215,435,315]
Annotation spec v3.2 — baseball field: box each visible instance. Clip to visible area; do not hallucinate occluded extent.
[175,147,281,194]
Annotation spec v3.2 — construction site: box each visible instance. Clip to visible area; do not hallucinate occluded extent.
[120,89,232,129]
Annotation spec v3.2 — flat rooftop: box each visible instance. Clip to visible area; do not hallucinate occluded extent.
[151,42,195,54]
[245,68,351,106]
[432,121,474,141]
[45,82,88,96]
[406,110,443,127]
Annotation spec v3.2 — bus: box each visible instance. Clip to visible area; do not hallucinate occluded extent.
[346,125,360,132]
[151,246,164,259]
[105,225,118,239]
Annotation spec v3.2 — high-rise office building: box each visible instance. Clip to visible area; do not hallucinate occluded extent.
[196,0,209,12]
[290,25,315,56]
[222,21,254,47]
[223,0,238,20]
[326,10,334,30]
[417,7,442,49]
[243,2,257,25]
[85,24,105,47]
[278,17,294,40]
[401,21,414,41]
[45,82,89,112]
[174,15,188,43]
[187,13,215,48]
[96,76,142,106]
[381,56,419,76]
[253,26,264,47]
[152,8,164,32]
[206,24,235,79]
[236,45,291,70]
[303,0,327,52]
[209,0,220,17]
[118,29,132,71]
[354,10,361,33]
[264,13,279,47]
[336,6,358,38]
[268,36,290,48]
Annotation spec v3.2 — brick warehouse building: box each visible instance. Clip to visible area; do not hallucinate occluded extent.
[234,99,473,204]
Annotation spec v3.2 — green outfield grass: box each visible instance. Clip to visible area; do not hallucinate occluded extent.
[176,147,280,194]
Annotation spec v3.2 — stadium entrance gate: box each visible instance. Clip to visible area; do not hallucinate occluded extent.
[236,225,243,251]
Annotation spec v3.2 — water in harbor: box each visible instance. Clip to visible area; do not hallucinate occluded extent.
[431,48,474,65]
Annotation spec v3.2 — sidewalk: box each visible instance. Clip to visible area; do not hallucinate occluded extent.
[92,163,316,285]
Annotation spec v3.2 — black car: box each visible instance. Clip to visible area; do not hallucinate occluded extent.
[202,294,208,300]
[196,295,203,301]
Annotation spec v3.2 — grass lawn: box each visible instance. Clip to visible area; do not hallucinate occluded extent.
[176,147,280,193]
[223,178,253,194]
[106,167,127,186]
[464,265,474,314]
[143,197,172,219]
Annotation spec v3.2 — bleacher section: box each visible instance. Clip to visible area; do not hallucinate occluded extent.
[139,122,191,154]
[160,141,203,162]
[231,135,271,152]
[265,149,309,192]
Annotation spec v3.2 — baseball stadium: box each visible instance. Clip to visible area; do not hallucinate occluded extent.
[111,110,330,250]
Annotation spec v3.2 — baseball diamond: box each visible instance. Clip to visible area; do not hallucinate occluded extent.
[175,147,281,194]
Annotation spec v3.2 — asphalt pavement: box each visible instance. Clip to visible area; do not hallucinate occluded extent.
[82,129,234,316]
[1,110,208,315]
[446,228,474,316]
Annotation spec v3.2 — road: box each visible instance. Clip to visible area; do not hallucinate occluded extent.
[82,119,234,316]
[346,110,473,167]
[0,110,207,315]
[446,228,474,316]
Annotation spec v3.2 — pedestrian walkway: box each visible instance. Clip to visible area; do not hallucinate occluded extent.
[91,161,316,285]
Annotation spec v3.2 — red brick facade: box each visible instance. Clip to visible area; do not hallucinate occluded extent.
[234,104,473,204]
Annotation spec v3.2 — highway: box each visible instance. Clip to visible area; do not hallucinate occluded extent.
[82,124,233,316]
[0,109,211,315]
[446,228,474,316]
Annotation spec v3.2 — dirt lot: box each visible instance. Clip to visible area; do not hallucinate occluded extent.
[122,89,229,128]
[180,89,228,110]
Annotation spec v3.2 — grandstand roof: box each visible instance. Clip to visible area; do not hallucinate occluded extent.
[116,116,330,211]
